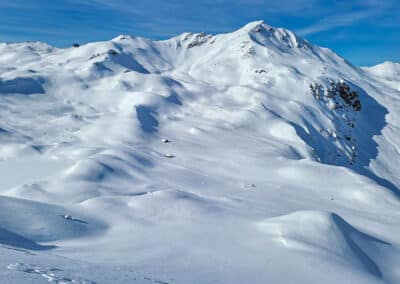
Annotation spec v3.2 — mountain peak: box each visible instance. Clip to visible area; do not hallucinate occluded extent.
[236,20,272,33]
[233,20,311,51]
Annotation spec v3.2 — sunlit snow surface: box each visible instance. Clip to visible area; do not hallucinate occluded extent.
[0,21,400,283]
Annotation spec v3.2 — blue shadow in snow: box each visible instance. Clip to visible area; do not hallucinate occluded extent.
[0,77,45,95]
[166,93,182,105]
[0,226,55,251]
[136,105,159,133]
[332,213,390,278]
[262,81,400,198]
[111,52,150,74]
[346,82,399,198]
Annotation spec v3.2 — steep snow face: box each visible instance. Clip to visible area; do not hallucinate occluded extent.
[0,21,400,283]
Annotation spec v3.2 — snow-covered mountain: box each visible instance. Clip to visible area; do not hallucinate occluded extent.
[363,61,400,91]
[364,61,400,80]
[0,21,400,283]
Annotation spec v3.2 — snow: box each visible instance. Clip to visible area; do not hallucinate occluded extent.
[363,61,400,91]
[363,61,400,80]
[0,20,400,283]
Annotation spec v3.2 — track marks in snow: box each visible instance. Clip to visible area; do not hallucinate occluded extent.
[7,262,95,283]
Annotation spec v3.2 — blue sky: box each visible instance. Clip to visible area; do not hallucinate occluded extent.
[0,0,398,66]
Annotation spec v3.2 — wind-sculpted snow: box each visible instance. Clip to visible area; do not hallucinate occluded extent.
[0,21,400,283]
[0,196,106,243]
[257,211,392,280]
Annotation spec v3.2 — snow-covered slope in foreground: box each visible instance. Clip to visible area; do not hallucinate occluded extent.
[1,21,400,283]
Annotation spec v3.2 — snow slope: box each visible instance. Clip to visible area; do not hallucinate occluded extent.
[363,61,400,81]
[0,21,400,283]
[363,61,400,91]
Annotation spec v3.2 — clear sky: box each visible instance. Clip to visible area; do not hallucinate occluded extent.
[0,0,398,66]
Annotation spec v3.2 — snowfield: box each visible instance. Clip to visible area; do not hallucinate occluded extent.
[0,21,400,283]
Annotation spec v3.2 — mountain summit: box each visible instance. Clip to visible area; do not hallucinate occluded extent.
[0,21,400,284]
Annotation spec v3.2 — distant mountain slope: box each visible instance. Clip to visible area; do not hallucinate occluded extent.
[363,61,400,80]
[0,21,399,284]
[363,61,400,92]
